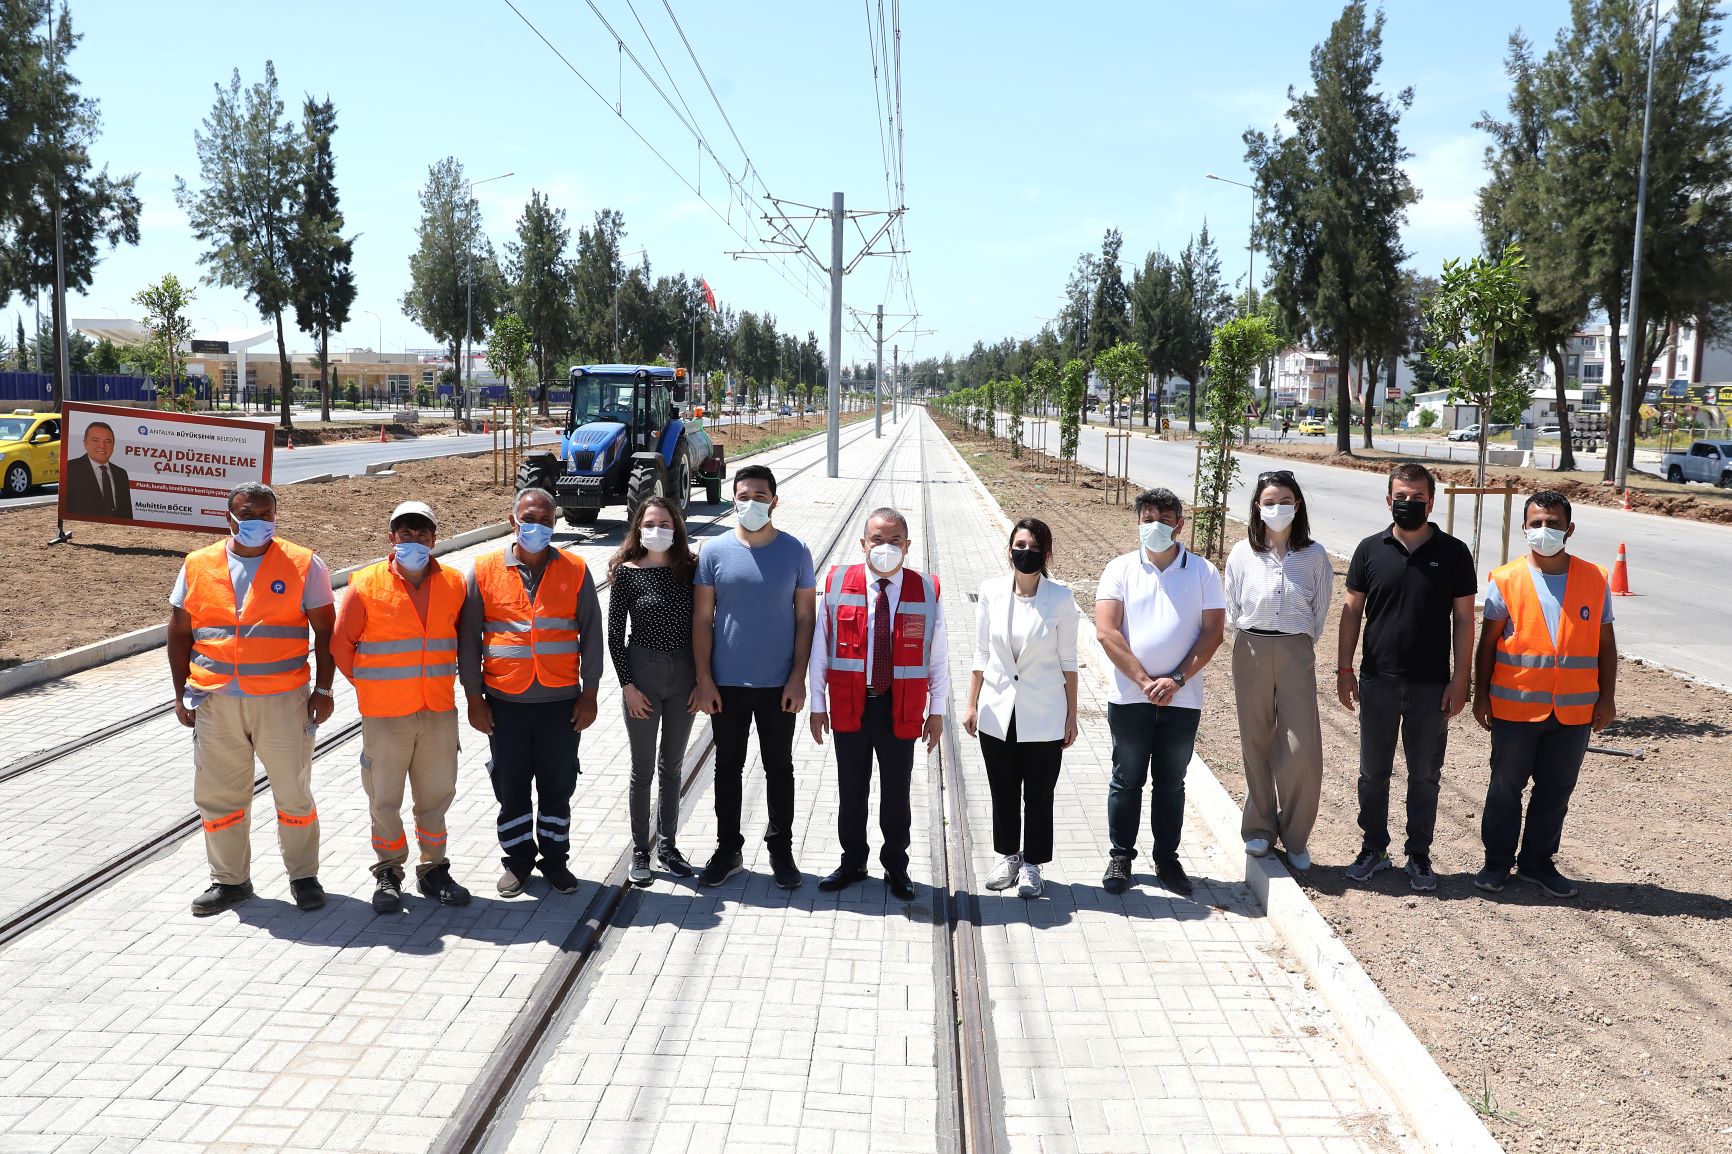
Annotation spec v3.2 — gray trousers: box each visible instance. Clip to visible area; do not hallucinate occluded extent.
[623,646,698,852]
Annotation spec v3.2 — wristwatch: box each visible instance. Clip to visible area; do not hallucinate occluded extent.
[1169,670,1187,688]
[312,686,334,698]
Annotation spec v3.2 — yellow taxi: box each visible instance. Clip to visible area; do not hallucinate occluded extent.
[1297,417,1329,436]
[0,409,62,496]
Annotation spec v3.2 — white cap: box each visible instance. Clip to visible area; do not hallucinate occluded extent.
[390,500,437,528]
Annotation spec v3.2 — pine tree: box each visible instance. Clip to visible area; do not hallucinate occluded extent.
[507,190,575,415]
[288,96,355,424]
[401,157,502,423]
[1088,230,1132,361]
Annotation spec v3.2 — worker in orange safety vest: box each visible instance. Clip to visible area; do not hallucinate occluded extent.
[1471,490,1618,901]
[333,500,472,915]
[167,481,336,918]
[807,507,948,902]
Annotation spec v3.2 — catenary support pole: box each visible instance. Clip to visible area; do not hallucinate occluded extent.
[1616,0,1661,494]
[892,343,900,424]
[874,305,884,439]
[827,192,844,478]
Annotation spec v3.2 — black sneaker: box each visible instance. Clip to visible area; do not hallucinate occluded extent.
[290,877,326,911]
[1345,849,1393,884]
[1102,853,1133,895]
[1473,866,1510,894]
[1405,856,1437,893]
[372,867,405,914]
[1515,864,1579,899]
[417,864,472,906]
[769,849,802,890]
[657,842,694,878]
[539,860,579,894]
[699,850,745,887]
[1155,857,1194,899]
[629,850,653,887]
[191,881,253,917]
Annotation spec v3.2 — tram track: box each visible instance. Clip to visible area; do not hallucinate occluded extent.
[435,417,916,1154]
[0,420,886,953]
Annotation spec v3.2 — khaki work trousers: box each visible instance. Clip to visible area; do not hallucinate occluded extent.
[1231,631,1324,854]
[193,688,319,885]
[359,709,460,879]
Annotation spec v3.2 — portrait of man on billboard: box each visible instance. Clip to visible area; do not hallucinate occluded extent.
[64,419,134,520]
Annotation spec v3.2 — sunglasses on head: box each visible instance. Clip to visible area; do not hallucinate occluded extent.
[1258,470,1296,484]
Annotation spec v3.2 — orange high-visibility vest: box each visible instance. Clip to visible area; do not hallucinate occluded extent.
[183,538,314,696]
[344,559,466,717]
[1488,555,1606,725]
[823,563,939,740]
[475,547,588,695]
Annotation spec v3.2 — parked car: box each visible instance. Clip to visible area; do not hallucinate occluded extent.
[1537,425,1562,438]
[0,409,61,496]
[1447,424,1482,442]
[777,404,792,417]
[1661,440,1732,487]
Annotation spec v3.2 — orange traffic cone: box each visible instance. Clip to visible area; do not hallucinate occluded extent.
[378,424,388,443]
[1610,542,1635,596]
[1621,487,1633,511]
[284,432,295,450]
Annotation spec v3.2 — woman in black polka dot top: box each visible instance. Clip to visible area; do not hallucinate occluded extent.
[608,496,699,885]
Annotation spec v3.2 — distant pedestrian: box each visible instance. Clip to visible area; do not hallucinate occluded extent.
[1338,463,1476,892]
[1224,471,1333,871]
[333,500,471,914]
[1095,488,1226,899]
[691,464,817,890]
[963,517,1079,899]
[1280,418,1292,442]
[458,488,603,898]
[609,496,700,886]
[1472,491,1617,900]
[168,482,334,917]
[809,507,947,902]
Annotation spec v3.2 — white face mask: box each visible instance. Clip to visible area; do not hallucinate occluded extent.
[1525,526,1567,557]
[640,526,674,553]
[1139,520,1175,554]
[736,498,772,531]
[1260,503,1297,532]
[868,543,904,575]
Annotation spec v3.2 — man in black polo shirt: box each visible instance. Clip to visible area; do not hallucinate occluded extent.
[1336,462,1477,891]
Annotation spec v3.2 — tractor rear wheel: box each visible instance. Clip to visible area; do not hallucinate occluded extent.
[515,455,558,495]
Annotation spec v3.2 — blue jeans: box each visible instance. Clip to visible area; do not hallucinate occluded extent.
[1106,703,1201,863]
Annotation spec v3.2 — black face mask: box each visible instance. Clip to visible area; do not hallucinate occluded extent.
[1009,547,1045,575]
[1390,498,1429,531]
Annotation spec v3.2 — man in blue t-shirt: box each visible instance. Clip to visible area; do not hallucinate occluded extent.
[693,463,817,889]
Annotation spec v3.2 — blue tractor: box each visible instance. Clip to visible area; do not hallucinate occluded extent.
[515,364,726,526]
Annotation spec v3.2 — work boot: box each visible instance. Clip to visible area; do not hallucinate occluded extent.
[418,864,471,906]
[191,881,254,917]
[372,868,405,915]
[290,877,326,911]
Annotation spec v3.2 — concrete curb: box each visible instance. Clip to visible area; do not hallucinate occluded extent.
[931,423,1503,1154]
[0,520,513,700]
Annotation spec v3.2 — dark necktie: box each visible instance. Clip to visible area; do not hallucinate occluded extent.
[871,578,893,694]
[98,465,113,512]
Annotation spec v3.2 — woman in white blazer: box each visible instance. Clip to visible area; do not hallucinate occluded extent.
[962,518,1079,898]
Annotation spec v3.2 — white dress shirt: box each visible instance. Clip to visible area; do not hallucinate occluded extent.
[1223,539,1334,641]
[809,565,950,716]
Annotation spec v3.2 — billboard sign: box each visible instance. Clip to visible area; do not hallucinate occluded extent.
[57,402,274,533]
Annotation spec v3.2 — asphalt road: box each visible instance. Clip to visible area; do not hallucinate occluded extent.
[1024,416,1732,687]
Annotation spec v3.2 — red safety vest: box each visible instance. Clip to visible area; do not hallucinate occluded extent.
[475,547,588,695]
[823,563,939,740]
[344,559,466,717]
[183,538,314,696]
[1487,555,1606,725]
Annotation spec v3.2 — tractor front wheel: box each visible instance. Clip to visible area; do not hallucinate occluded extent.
[625,462,662,525]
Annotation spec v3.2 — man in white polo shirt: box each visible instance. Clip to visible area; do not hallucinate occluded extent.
[1094,487,1226,898]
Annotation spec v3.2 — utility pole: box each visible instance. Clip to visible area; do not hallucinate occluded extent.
[827,192,844,476]
[892,344,899,424]
[1616,0,1661,494]
[874,304,884,438]
[47,4,70,406]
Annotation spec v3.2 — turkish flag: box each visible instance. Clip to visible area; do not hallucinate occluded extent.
[700,277,717,311]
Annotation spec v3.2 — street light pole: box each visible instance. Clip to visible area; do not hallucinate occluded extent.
[1615,0,1661,494]
[464,170,513,427]
[1206,172,1257,315]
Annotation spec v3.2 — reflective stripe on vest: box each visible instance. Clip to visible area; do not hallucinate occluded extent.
[823,563,939,741]
[1487,556,1605,725]
[344,560,466,717]
[475,547,588,695]
[183,539,314,696]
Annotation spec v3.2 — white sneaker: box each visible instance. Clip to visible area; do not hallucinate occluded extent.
[1016,862,1044,898]
[1244,837,1271,857]
[1286,849,1311,872]
[985,854,1021,891]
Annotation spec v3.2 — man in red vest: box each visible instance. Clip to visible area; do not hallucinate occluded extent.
[334,501,472,915]
[167,482,336,917]
[808,507,948,900]
[1472,490,1617,900]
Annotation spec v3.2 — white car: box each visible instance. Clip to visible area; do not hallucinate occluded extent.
[1447,424,1481,442]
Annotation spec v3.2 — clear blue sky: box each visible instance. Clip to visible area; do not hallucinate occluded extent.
[27,1,1700,366]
